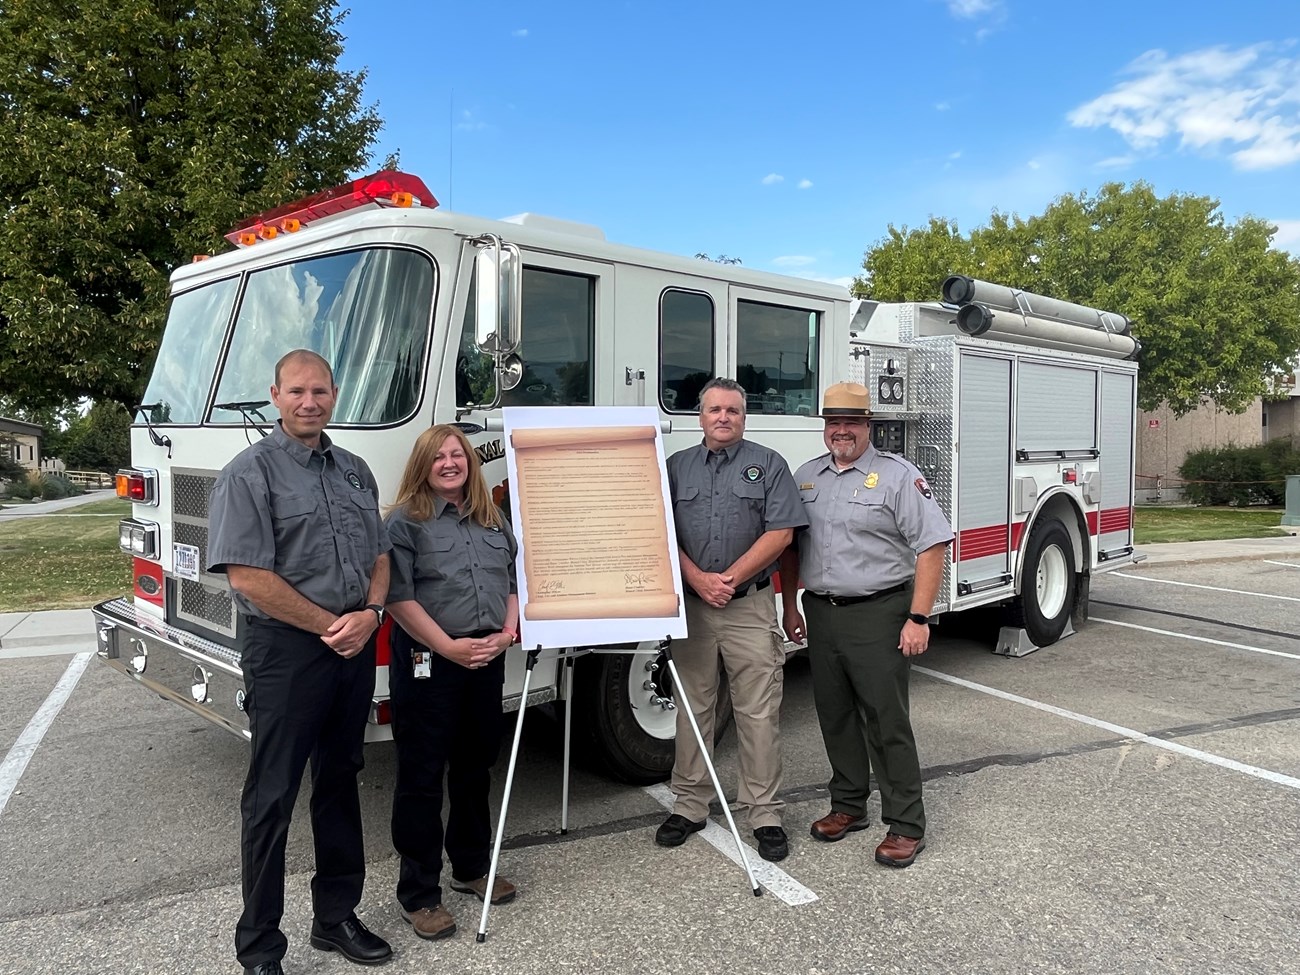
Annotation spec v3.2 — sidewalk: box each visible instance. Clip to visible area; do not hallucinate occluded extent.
[3,533,1297,659]
[0,489,115,521]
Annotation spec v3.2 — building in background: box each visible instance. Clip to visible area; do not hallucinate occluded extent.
[0,417,43,473]
[1135,401,1264,502]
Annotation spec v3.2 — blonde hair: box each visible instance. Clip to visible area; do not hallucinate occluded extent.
[388,425,504,529]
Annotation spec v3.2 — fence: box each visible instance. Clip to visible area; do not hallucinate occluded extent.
[63,470,115,488]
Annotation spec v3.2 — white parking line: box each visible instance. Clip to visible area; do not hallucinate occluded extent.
[914,666,1300,791]
[1111,571,1300,603]
[0,652,93,821]
[1263,560,1300,569]
[1091,617,1300,661]
[643,783,819,905]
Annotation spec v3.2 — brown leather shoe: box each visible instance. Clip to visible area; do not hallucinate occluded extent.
[450,874,517,905]
[402,903,456,940]
[810,810,870,842]
[874,832,926,867]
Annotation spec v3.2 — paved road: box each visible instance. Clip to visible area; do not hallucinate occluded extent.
[0,490,115,522]
[0,555,1297,975]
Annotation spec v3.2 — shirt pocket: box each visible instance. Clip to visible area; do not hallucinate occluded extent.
[799,486,820,505]
[481,531,514,575]
[847,493,891,532]
[730,480,765,527]
[270,494,323,560]
[414,535,458,581]
[346,490,380,564]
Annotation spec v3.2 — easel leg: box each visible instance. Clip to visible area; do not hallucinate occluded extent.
[561,652,574,835]
[661,639,762,897]
[477,645,542,942]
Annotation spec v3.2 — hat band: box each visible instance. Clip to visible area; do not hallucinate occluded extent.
[822,407,871,415]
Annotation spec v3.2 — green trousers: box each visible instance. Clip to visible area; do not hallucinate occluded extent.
[804,587,926,838]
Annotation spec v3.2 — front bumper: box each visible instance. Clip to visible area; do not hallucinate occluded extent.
[92,597,250,739]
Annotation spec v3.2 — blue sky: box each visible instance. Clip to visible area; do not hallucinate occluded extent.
[337,0,1300,289]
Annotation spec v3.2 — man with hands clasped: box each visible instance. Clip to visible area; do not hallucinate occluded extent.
[208,349,393,975]
[779,382,953,868]
[383,425,520,943]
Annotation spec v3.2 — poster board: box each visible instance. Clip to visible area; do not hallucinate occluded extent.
[503,406,688,650]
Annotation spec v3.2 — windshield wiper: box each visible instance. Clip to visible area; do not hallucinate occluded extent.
[213,400,272,442]
[133,403,174,459]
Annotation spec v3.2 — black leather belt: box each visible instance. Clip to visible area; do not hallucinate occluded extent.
[686,576,772,600]
[804,581,909,607]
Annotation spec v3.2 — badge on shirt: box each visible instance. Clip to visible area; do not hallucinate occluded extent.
[345,469,363,490]
[742,465,764,482]
[865,472,879,489]
[800,482,815,491]
[915,477,933,499]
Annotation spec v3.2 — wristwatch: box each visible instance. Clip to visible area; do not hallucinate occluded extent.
[366,603,386,626]
[907,612,930,626]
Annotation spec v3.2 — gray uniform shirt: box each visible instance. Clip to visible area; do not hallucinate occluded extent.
[794,444,954,597]
[667,438,807,592]
[386,499,518,637]
[207,423,390,618]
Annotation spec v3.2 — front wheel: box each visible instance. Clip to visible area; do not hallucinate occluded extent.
[1009,517,1078,647]
[571,646,733,785]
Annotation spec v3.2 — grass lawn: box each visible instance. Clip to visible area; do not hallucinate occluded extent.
[66,497,132,515]
[1133,506,1291,544]
[0,511,132,612]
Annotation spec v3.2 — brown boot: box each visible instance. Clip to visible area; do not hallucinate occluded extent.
[401,904,456,940]
[874,832,926,867]
[810,810,870,842]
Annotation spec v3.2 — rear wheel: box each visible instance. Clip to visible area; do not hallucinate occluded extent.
[1009,517,1078,647]
[571,645,733,785]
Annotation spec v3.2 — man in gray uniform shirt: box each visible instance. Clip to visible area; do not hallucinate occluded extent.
[656,377,807,863]
[779,382,953,868]
[208,349,393,975]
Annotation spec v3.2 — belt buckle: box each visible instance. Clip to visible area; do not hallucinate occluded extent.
[828,594,846,607]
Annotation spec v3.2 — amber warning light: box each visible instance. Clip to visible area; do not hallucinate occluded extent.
[224,170,438,246]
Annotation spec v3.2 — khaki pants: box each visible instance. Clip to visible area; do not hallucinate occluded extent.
[670,589,786,830]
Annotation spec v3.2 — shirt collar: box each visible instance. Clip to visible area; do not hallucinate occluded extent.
[699,438,743,463]
[272,421,335,469]
[433,495,464,520]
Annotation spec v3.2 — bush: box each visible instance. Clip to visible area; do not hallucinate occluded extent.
[1179,441,1300,505]
[38,473,82,500]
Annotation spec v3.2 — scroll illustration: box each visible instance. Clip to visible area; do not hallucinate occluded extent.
[511,425,680,621]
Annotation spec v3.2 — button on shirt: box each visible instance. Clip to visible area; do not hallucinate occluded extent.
[385,499,518,637]
[794,444,954,597]
[207,423,390,618]
[667,439,807,590]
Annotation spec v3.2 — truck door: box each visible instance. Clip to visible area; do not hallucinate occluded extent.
[956,353,1014,593]
[1098,370,1136,558]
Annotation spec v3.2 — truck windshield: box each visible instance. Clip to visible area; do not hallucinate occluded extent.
[211,247,435,426]
[140,277,240,424]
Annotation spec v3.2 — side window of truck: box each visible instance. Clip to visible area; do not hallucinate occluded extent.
[735,300,819,416]
[459,266,595,408]
[660,289,715,413]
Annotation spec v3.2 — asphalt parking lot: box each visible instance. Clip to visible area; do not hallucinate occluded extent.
[1,555,1297,975]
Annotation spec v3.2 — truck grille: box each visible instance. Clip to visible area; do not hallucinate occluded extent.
[171,468,235,639]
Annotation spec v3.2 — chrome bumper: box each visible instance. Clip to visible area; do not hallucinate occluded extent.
[92,597,250,740]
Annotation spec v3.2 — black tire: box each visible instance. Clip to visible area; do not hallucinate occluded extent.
[1008,517,1078,647]
[571,649,733,785]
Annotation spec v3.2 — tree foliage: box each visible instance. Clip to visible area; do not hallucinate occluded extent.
[0,1,382,411]
[856,183,1300,415]
[59,401,131,472]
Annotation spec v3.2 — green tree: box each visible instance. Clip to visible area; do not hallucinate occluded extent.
[0,1,382,412]
[59,401,131,472]
[857,183,1300,415]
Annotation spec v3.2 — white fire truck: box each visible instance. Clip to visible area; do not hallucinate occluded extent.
[93,170,1139,783]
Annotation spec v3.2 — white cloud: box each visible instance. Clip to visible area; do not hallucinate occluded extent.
[772,255,816,268]
[946,0,999,17]
[512,28,528,37]
[797,178,813,189]
[935,101,951,112]
[1027,158,1041,170]
[1271,219,1300,250]
[1067,43,1300,171]
[457,108,488,132]
[1095,154,1136,169]
[761,173,784,185]
[948,150,962,160]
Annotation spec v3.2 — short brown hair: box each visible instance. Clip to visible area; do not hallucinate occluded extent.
[274,349,334,387]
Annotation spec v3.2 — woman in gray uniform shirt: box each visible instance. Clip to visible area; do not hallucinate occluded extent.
[384,424,520,943]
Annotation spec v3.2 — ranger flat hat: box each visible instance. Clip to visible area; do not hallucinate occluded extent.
[820,381,872,417]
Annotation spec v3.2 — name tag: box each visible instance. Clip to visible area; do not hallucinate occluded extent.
[412,650,431,680]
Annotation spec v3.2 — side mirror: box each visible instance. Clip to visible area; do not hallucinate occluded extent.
[473,236,521,354]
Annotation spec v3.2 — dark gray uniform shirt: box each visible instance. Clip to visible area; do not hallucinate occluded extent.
[385,499,518,637]
[794,444,954,597]
[207,423,390,618]
[667,438,807,592]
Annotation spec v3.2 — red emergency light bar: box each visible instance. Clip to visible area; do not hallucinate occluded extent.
[224,171,438,246]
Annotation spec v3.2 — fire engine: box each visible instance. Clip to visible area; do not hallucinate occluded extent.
[93,170,1139,783]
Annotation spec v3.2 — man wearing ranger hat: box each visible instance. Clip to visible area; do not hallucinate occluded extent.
[778,381,953,868]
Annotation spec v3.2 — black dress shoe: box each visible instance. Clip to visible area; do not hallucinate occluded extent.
[244,963,284,975]
[754,826,789,862]
[655,813,706,847]
[309,915,393,966]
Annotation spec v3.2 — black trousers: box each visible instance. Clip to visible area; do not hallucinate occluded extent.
[389,624,505,911]
[235,616,376,967]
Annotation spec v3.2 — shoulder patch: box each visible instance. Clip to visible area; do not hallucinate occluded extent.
[345,469,363,490]
[742,464,764,483]
[914,477,933,499]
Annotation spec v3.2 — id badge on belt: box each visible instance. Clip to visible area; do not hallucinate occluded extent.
[412,649,431,679]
